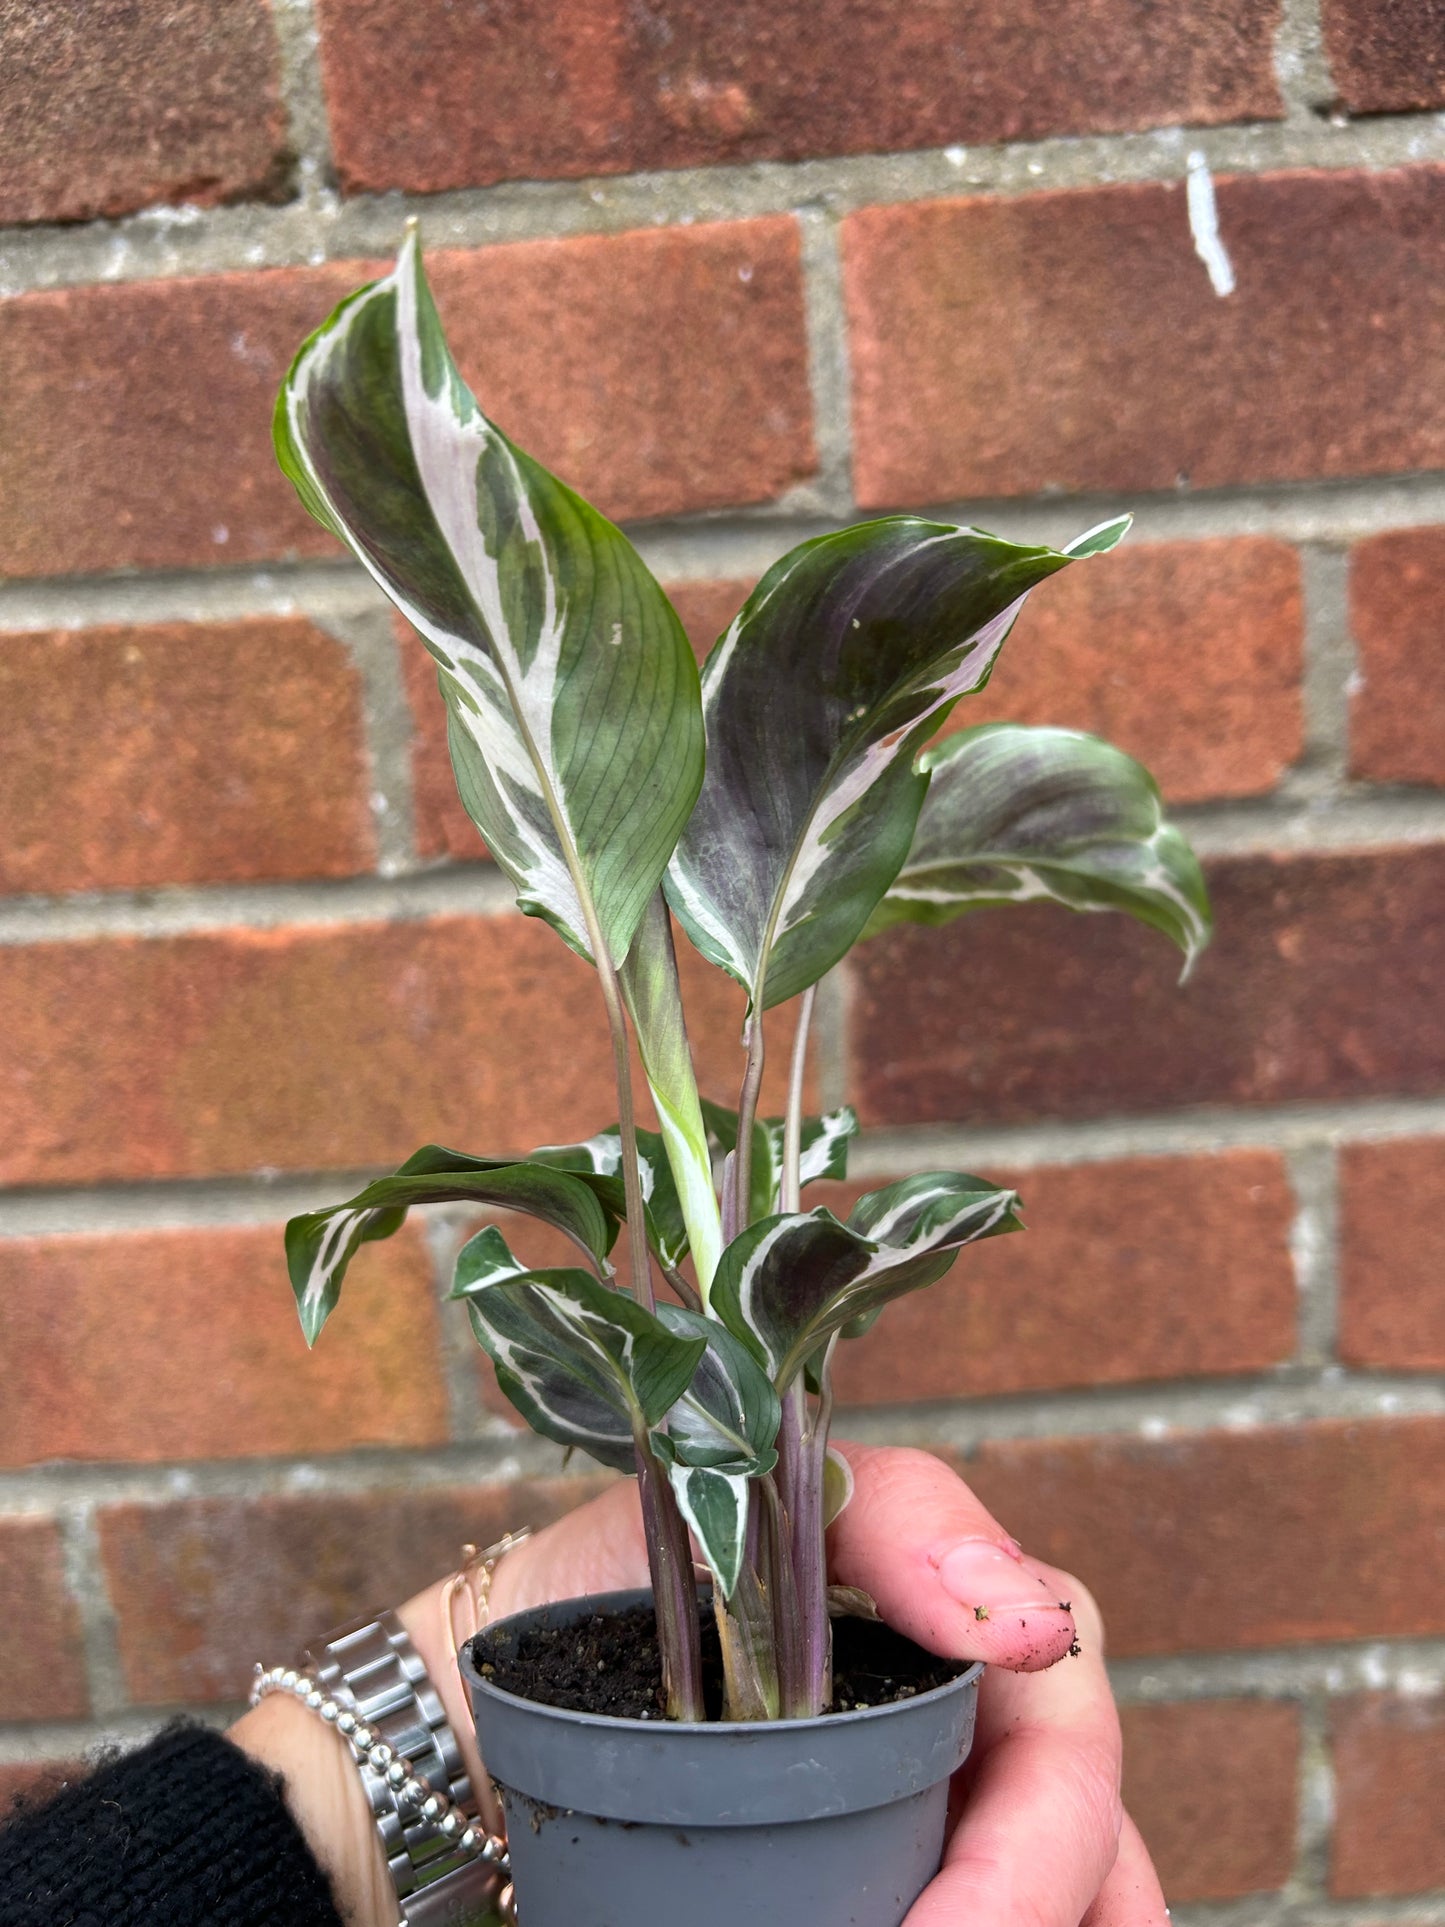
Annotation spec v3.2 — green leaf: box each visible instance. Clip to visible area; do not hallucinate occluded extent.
[654,1305,780,1473]
[866,724,1212,976]
[701,1100,860,1224]
[275,228,704,969]
[667,1466,752,1600]
[665,515,1130,1009]
[286,1154,611,1346]
[531,1125,688,1272]
[453,1255,707,1472]
[619,893,726,1290]
[711,1172,1023,1388]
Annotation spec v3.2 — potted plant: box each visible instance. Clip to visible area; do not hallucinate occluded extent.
[276,226,1211,1927]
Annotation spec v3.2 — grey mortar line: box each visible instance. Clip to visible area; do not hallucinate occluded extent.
[837,1371,1445,1452]
[849,1093,1445,1178]
[1111,1637,1445,1704]
[0,862,517,945]
[56,1502,128,1721]
[5,110,1445,297]
[1273,0,1338,124]
[1286,1144,1342,1370]
[1289,1691,1336,1902]
[308,606,421,875]
[8,475,1445,644]
[793,206,858,519]
[1291,543,1356,802]
[4,1095,1444,1242]
[0,1705,229,1767]
[0,1370,1442,1517]
[0,786,1441,948]
[268,0,337,204]
[0,1435,598,1513]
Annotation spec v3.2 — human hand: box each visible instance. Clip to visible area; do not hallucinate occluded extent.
[233,1445,1163,1927]
[830,1445,1166,1927]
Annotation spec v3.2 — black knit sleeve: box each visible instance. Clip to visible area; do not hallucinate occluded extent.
[0,1722,347,1926]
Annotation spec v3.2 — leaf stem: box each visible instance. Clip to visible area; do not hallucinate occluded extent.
[636,1442,705,1720]
[775,1376,831,1718]
[733,1011,768,1232]
[780,983,817,1216]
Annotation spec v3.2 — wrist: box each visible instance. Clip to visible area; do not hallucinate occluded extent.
[230,1689,397,1927]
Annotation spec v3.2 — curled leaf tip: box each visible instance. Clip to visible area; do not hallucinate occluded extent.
[1062,513,1132,558]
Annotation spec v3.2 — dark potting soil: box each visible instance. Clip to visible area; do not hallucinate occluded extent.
[472,1602,966,1721]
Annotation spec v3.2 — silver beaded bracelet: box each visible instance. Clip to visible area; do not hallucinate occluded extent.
[252,1535,529,1925]
[249,1659,503,1863]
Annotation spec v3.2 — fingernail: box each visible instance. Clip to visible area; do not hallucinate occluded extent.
[935,1539,1069,1618]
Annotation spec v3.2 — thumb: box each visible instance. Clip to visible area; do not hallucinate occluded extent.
[828,1443,1077,1673]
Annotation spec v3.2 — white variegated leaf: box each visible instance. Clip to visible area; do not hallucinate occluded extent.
[701,1101,860,1224]
[655,1304,779,1473]
[711,1173,1022,1388]
[275,229,703,968]
[453,1262,706,1472]
[867,724,1212,976]
[666,1465,752,1600]
[286,1151,611,1346]
[666,516,1130,1009]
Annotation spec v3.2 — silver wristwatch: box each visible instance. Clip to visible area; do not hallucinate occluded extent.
[302,1610,505,1925]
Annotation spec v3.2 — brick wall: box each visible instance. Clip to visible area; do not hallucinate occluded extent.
[2,2,1443,1914]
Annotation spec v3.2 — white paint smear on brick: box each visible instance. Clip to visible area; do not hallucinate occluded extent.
[1186,151,1236,297]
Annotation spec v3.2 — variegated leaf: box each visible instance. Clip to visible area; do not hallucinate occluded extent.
[711,1173,1022,1388]
[666,516,1130,1009]
[275,229,703,969]
[452,1260,707,1472]
[701,1100,860,1224]
[286,1153,610,1346]
[866,724,1212,975]
[667,1466,752,1600]
[654,1305,779,1473]
[533,1124,688,1271]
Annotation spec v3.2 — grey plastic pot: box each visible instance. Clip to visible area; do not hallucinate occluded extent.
[461,1588,982,1927]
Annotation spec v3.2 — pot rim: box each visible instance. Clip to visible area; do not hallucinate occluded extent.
[462,1585,985,1737]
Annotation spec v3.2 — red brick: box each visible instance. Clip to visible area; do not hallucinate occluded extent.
[99,1479,608,1704]
[0,618,374,895]
[1349,529,1445,788]
[828,1151,1295,1404]
[953,538,1303,803]
[0,1518,87,1720]
[1121,1700,1299,1901]
[1331,1693,1445,1895]
[0,912,804,1187]
[952,1417,1445,1656]
[1340,1138,1445,1371]
[400,625,487,864]
[849,845,1445,1128]
[316,0,1280,195]
[0,224,813,580]
[402,581,748,862]
[843,168,1445,508]
[0,0,286,226]
[667,581,750,662]
[1322,0,1445,113]
[0,1762,82,1811]
[0,1223,447,1468]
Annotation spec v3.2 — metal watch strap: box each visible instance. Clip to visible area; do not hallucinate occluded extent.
[303,1610,502,1926]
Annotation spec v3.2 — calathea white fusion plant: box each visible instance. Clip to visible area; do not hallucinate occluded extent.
[278,228,1212,1724]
